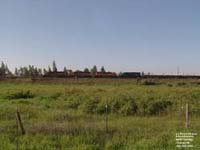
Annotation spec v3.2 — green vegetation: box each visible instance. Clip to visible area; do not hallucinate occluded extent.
[0,78,200,149]
[5,90,34,100]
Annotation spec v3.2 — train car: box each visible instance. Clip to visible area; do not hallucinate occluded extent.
[143,75,200,79]
[73,71,92,78]
[43,71,142,78]
[94,72,117,78]
[43,71,67,78]
[120,72,141,78]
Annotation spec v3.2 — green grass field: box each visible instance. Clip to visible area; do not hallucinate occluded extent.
[0,78,200,150]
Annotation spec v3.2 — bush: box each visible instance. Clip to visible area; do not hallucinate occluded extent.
[147,100,172,115]
[65,95,87,109]
[6,90,34,100]
[96,100,111,114]
[108,96,138,115]
[140,80,159,85]
[167,84,173,87]
[120,98,138,115]
[39,92,62,101]
[80,98,100,114]
[192,107,200,116]
[139,101,148,116]
[105,136,125,150]
[176,82,186,86]
[66,98,82,109]
[50,92,62,99]
[110,98,124,114]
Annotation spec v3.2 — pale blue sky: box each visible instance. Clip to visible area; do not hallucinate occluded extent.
[1,0,200,74]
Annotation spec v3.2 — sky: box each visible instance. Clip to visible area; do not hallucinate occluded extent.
[0,0,200,74]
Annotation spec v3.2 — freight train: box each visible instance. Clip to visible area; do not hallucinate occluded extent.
[43,71,141,78]
[43,71,200,79]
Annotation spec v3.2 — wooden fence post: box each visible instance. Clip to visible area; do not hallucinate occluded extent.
[105,104,108,133]
[185,104,189,128]
[16,110,26,135]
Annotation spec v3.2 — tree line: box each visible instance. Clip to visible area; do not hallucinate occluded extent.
[0,60,107,78]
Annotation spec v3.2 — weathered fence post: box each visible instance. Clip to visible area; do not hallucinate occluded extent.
[16,113,19,150]
[105,104,108,133]
[185,104,189,128]
[16,110,26,135]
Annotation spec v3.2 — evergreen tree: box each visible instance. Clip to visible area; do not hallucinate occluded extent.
[38,68,42,76]
[63,67,67,76]
[5,64,12,76]
[33,67,39,77]
[28,65,34,77]
[19,67,23,76]
[23,67,29,77]
[91,65,97,74]
[43,68,47,75]
[52,60,57,72]
[84,68,90,73]
[48,66,52,73]
[14,68,19,76]
[100,66,106,73]
[0,62,12,77]
[0,61,6,77]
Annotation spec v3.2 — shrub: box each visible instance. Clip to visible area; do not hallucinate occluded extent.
[109,96,138,115]
[140,80,159,85]
[50,92,62,99]
[96,100,111,114]
[120,98,138,115]
[192,107,200,116]
[39,93,62,101]
[147,100,172,115]
[80,98,100,114]
[167,84,173,87]
[110,98,124,114]
[176,82,186,86]
[65,98,82,109]
[105,136,125,150]
[6,90,34,100]
[139,101,148,116]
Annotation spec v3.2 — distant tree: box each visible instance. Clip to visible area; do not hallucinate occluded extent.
[91,65,97,74]
[33,67,39,77]
[24,67,29,77]
[75,70,81,73]
[84,68,90,73]
[27,65,40,77]
[48,66,52,73]
[19,67,23,76]
[4,64,12,76]
[38,68,42,76]
[100,66,106,73]
[28,65,34,77]
[14,65,44,77]
[0,62,12,77]
[19,67,29,77]
[63,66,67,76]
[52,60,57,72]
[0,61,6,77]
[43,68,47,75]
[14,68,19,76]
[141,72,144,76]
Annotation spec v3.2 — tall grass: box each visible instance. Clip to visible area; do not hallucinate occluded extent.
[0,78,200,149]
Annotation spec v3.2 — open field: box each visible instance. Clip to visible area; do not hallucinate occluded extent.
[0,78,200,149]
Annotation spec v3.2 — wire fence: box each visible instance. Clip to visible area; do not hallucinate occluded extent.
[0,103,199,149]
